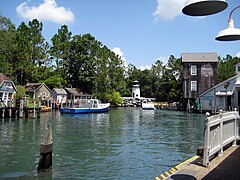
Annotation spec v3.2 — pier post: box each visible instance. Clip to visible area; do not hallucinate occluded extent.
[33,101,36,119]
[37,101,41,118]
[2,102,5,118]
[52,100,56,110]
[37,122,53,172]
[19,99,24,118]
[8,101,12,117]
[25,99,29,118]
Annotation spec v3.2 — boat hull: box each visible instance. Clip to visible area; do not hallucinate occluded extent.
[60,107,109,114]
[141,103,155,110]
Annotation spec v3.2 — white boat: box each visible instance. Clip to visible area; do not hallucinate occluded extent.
[60,99,110,114]
[141,103,155,110]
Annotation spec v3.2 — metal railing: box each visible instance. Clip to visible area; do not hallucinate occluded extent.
[203,109,239,166]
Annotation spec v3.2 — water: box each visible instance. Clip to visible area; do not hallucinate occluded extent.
[0,107,205,179]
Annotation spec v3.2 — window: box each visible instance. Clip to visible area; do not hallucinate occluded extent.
[191,65,197,75]
[191,81,197,91]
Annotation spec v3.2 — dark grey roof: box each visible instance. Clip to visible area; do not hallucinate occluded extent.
[53,88,67,95]
[65,88,91,96]
[181,52,218,63]
[25,83,51,92]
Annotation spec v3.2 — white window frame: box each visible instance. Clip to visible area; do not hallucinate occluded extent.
[191,65,197,75]
[191,81,197,91]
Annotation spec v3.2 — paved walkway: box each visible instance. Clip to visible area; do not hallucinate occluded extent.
[155,145,240,180]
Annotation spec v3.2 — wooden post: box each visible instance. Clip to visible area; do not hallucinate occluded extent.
[9,101,12,117]
[0,102,3,118]
[25,99,29,118]
[2,102,5,118]
[19,99,24,118]
[37,122,53,172]
[2,108,5,118]
[33,101,36,119]
[52,100,55,110]
[37,101,41,118]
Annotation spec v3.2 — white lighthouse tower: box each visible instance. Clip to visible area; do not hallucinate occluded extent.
[132,80,140,100]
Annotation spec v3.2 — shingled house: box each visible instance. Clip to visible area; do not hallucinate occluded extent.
[25,83,51,101]
[0,73,17,106]
[181,52,218,111]
[51,88,67,104]
[65,88,92,103]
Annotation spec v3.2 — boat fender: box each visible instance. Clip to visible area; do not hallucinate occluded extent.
[56,102,60,107]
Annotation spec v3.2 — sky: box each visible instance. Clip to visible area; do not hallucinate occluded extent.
[1,0,240,70]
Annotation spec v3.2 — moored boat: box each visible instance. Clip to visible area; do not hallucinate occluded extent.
[60,99,110,114]
[141,103,155,110]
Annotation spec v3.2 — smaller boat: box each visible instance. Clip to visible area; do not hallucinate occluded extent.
[60,99,110,114]
[141,103,155,110]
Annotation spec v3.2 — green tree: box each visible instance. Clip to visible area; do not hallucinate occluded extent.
[105,89,122,105]
[0,16,16,77]
[16,85,26,99]
[218,55,240,82]
[43,74,67,90]
[14,22,31,85]
[50,25,72,75]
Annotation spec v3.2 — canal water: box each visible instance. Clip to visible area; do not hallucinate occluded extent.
[0,107,205,179]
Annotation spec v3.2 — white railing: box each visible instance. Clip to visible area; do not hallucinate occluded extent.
[203,109,239,166]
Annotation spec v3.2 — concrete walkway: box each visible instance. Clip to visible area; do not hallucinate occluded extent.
[155,145,240,180]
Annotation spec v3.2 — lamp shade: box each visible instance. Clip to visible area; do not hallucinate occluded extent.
[182,0,228,16]
[216,18,240,41]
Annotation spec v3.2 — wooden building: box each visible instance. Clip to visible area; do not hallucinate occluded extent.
[0,73,17,106]
[25,83,51,101]
[52,88,67,104]
[199,63,240,113]
[65,88,92,103]
[181,52,218,111]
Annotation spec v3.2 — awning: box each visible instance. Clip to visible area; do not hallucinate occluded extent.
[216,91,233,96]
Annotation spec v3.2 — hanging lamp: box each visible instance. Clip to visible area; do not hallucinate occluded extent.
[182,0,228,16]
[216,6,240,41]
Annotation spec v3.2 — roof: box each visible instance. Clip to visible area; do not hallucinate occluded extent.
[181,52,218,63]
[199,75,238,97]
[65,88,91,96]
[0,73,10,84]
[25,83,51,92]
[52,88,67,95]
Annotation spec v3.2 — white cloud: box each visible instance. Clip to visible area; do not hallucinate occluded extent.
[236,52,240,58]
[112,47,127,67]
[16,0,75,24]
[153,0,186,21]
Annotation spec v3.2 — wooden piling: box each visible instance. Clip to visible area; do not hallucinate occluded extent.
[25,100,29,118]
[2,105,5,118]
[33,101,36,119]
[19,100,24,118]
[37,122,53,172]
[8,101,12,117]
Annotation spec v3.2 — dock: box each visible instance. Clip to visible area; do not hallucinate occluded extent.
[155,144,240,180]
[155,110,240,180]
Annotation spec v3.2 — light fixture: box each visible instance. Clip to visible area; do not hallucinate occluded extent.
[216,6,240,41]
[182,0,228,16]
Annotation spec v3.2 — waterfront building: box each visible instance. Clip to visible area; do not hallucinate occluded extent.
[51,88,67,104]
[181,52,218,111]
[65,88,92,103]
[199,63,240,113]
[0,73,17,106]
[25,83,52,101]
[132,80,140,100]
[121,80,155,106]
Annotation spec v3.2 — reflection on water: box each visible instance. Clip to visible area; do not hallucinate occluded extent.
[0,108,205,179]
